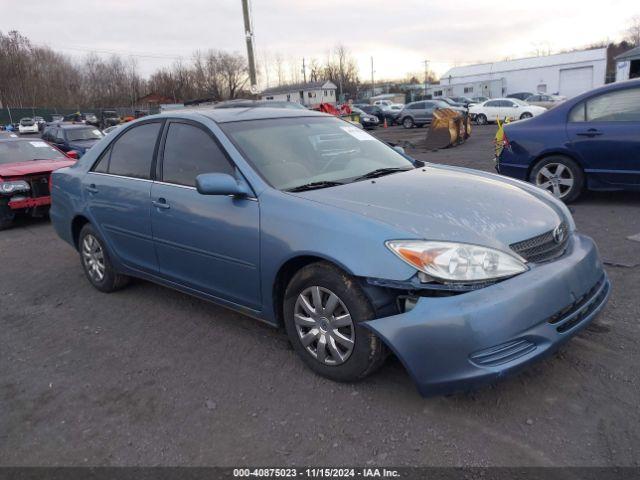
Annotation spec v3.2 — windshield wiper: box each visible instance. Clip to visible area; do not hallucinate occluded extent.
[352,167,413,181]
[285,181,344,192]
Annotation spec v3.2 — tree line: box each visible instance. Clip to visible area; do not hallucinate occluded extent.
[0,30,365,109]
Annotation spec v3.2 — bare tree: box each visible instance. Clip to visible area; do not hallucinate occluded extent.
[626,15,640,46]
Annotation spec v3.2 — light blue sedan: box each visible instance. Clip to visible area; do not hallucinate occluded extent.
[50,108,610,396]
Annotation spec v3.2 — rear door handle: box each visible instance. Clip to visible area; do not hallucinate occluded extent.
[86,184,98,194]
[576,129,603,137]
[152,198,170,210]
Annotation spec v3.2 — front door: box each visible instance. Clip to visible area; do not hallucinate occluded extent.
[151,120,261,309]
[566,85,640,186]
[483,100,502,121]
[84,121,163,273]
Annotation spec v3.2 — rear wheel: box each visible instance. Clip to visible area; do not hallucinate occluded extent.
[530,156,584,203]
[520,112,533,120]
[283,262,387,382]
[476,114,487,125]
[402,116,414,129]
[78,224,130,292]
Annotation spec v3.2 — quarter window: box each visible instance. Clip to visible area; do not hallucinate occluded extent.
[162,122,233,187]
[107,122,161,179]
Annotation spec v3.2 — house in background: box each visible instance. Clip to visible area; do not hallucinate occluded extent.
[438,48,608,99]
[615,46,640,82]
[260,81,337,107]
[136,93,177,113]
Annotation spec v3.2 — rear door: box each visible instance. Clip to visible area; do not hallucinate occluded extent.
[151,120,261,309]
[499,100,520,120]
[84,121,163,273]
[483,100,502,121]
[566,86,640,186]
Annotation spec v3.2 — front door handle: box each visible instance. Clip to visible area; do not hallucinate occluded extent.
[86,184,98,194]
[576,128,603,137]
[152,198,170,210]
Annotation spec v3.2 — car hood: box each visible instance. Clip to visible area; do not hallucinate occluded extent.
[0,159,76,178]
[290,166,563,251]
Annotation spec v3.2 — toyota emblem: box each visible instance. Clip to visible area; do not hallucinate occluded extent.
[553,225,565,244]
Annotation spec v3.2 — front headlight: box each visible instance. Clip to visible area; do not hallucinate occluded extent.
[386,240,528,283]
[0,180,30,194]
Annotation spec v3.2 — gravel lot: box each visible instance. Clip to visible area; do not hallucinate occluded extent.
[1,125,639,467]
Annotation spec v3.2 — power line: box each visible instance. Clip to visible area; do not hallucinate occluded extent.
[32,42,187,61]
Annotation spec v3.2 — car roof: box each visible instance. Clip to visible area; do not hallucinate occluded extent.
[48,123,98,130]
[153,107,329,123]
[0,137,44,143]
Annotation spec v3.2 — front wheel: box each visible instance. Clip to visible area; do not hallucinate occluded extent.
[402,116,414,129]
[530,156,584,203]
[283,262,387,382]
[78,224,130,292]
[520,112,533,120]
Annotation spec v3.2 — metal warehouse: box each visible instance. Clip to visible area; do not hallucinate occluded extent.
[437,48,607,99]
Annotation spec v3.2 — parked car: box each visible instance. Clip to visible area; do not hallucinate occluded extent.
[470,98,547,124]
[50,108,609,396]
[372,99,393,108]
[0,138,76,229]
[18,118,39,135]
[524,94,566,109]
[357,104,385,122]
[497,79,640,202]
[50,114,64,123]
[449,96,476,106]
[350,107,379,129]
[34,116,46,131]
[84,113,99,126]
[41,124,104,158]
[507,92,534,101]
[398,100,464,128]
[100,110,120,129]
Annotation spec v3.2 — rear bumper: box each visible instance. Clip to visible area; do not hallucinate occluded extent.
[363,233,609,396]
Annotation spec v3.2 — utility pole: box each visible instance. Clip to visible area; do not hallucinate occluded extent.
[302,57,307,84]
[371,56,375,98]
[241,0,258,93]
[423,59,429,99]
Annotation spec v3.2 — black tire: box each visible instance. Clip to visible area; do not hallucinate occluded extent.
[283,261,387,383]
[520,112,533,120]
[0,200,15,231]
[402,116,414,129]
[78,223,130,292]
[529,156,585,203]
[476,114,487,125]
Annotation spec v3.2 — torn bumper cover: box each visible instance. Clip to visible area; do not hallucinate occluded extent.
[363,233,610,397]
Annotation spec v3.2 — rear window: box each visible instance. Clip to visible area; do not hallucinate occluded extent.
[0,140,64,164]
[66,128,104,141]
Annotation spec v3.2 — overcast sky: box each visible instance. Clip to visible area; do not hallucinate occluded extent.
[2,0,637,85]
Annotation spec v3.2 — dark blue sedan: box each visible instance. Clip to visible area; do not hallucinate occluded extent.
[497,79,640,202]
[41,124,104,158]
[50,108,609,396]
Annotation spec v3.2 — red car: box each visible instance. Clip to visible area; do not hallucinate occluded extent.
[0,137,77,230]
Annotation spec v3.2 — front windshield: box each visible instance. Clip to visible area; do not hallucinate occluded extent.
[221,116,414,190]
[434,100,450,108]
[66,128,103,141]
[0,140,63,164]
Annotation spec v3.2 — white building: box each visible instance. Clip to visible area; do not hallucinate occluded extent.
[439,48,608,99]
[615,46,640,82]
[260,81,337,107]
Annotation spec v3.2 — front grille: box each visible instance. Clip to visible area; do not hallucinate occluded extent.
[510,222,569,263]
[470,339,536,367]
[29,176,50,198]
[548,276,609,333]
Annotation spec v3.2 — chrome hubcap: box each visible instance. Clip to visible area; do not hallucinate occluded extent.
[294,286,355,366]
[536,163,574,199]
[82,234,105,282]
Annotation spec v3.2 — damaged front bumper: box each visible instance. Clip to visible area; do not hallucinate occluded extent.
[362,233,610,397]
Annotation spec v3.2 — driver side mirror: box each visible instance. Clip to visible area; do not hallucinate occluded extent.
[196,173,250,197]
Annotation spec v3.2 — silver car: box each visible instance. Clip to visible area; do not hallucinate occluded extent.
[398,100,464,129]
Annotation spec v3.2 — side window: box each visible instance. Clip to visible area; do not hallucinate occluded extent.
[500,100,515,107]
[569,102,585,122]
[54,129,65,142]
[485,100,500,107]
[108,122,161,179]
[529,95,540,102]
[162,122,233,187]
[584,88,640,122]
[92,146,111,173]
